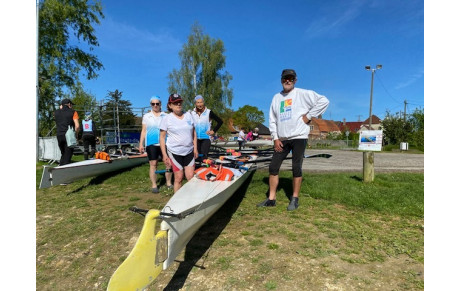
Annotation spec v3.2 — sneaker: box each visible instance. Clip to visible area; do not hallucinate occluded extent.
[257,198,276,207]
[151,187,159,194]
[166,185,173,190]
[287,197,299,211]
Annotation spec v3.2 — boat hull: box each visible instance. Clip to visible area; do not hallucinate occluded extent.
[39,154,148,189]
[106,162,256,291]
[160,166,255,269]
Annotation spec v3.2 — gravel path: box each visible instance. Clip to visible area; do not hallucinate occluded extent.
[277,149,424,173]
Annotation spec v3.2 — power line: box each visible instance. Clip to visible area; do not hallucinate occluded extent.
[406,101,424,107]
[375,73,401,105]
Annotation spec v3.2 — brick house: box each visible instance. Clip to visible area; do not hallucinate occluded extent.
[336,115,382,134]
[308,117,341,140]
[359,115,382,131]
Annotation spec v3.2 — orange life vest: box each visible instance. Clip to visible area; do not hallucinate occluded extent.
[195,166,234,181]
[95,151,111,161]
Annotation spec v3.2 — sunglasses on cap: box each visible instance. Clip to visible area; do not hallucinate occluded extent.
[151,102,160,106]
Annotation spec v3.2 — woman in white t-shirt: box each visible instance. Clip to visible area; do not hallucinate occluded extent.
[139,96,173,193]
[160,94,198,193]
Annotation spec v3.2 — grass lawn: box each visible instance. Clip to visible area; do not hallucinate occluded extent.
[36,158,423,290]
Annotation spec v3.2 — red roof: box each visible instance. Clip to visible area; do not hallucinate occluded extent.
[312,118,340,132]
[338,121,363,133]
[362,115,381,125]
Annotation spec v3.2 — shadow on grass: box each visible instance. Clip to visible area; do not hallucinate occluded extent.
[163,171,255,291]
[261,176,293,201]
[67,165,144,195]
[350,175,363,182]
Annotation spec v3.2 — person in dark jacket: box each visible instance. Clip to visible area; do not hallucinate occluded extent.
[81,112,97,160]
[54,99,80,165]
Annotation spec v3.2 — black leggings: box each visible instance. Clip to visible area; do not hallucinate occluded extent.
[269,139,307,177]
[57,134,74,165]
[197,139,211,162]
[82,134,96,160]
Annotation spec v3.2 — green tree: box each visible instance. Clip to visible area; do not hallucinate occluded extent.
[215,108,234,137]
[407,108,424,151]
[65,87,97,114]
[381,111,413,145]
[168,23,233,114]
[38,0,104,136]
[102,90,136,132]
[232,105,265,131]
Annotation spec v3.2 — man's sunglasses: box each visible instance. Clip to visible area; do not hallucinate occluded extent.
[151,102,160,106]
[282,77,295,83]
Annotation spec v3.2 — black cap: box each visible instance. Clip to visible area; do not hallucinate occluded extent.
[168,93,183,104]
[281,69,297,78]
[61,98,74,105]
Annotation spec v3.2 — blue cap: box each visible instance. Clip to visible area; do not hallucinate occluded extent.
[194,95,204,101]
[150,95,161,103]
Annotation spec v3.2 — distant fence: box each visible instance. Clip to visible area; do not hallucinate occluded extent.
[308,139,358,149]
[38,137,61,162]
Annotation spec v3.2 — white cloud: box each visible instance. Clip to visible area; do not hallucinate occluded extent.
[304,1,365,39]
[395,69,424,90]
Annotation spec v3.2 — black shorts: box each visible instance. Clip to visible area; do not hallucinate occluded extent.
[168,150,195,172]
[269,139,307,177]
[146,145,162,161]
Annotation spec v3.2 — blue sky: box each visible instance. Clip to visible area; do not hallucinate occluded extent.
[5,2,460,288]
[76,0,424,125]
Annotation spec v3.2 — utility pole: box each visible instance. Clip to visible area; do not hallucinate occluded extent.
[404,100,408,121]
[363,64,382,183]
[356,115,362,122]
[116,100,121,150]
[36,0,40,161]
[365,64,382,130]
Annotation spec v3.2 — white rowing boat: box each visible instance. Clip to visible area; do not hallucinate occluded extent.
[107,158,257,291]
[39,153,148,189]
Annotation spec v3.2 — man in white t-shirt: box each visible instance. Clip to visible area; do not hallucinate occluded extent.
[257,69,329,211]
[139,96,172,193]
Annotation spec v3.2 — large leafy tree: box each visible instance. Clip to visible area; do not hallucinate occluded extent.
[168,23,233,114]
[38,0,104,136]
[232,105,265,131]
